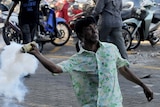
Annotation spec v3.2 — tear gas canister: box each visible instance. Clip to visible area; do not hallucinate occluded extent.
[21,41,37,53]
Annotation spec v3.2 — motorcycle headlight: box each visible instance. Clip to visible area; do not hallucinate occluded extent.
[41,4,49,16]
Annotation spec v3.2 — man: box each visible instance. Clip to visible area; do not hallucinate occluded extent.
[5,0,41,44]
[92,0,128,59]
[29,16,153,107]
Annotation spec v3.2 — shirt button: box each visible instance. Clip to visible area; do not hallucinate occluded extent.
[96,66,98,69]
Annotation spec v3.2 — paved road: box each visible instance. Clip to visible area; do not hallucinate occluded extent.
[0,36,160,107]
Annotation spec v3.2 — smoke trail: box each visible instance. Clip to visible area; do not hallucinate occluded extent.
[0,42,39,107]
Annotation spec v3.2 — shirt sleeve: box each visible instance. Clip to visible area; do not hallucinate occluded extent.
[57,60,71,73]
[114,45,129,68]
[57,55,77,73]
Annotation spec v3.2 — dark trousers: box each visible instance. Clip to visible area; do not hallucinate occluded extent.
[99,27,128,59]
[20,23,36,44]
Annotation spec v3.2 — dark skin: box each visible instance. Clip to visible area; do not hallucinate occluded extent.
[29,23,153,102]
[80,24,99,52]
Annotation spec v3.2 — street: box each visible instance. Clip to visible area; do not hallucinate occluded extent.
[0,35,160,107]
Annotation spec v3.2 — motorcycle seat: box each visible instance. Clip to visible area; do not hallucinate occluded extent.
[121,9,133,20]
[152,9,160,23]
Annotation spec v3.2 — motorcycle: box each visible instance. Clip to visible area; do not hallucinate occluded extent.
[123,0,160,50]
[68,1,95,33]
[0,3,9,29]
[1,3,71,52]
[121,1,135,50]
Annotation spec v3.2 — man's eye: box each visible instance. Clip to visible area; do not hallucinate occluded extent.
[85,27,92,31]
[87,28,92,30]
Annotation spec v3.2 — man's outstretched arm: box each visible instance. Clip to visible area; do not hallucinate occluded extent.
[29,44,63,74]
[119,66,154,102]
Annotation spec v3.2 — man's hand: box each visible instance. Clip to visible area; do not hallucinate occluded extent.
[28,43,41,56]
[142,84,154,101]
[119,66,154,102]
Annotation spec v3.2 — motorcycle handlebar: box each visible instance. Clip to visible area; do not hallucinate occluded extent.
[141,1,160,9]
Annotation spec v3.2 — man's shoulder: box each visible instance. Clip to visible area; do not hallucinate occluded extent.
[100,42,117,48]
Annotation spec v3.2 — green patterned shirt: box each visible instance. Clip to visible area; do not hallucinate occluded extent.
[58,42,129,107]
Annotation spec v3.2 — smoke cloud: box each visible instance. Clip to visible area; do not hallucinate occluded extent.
[0,42,39,107]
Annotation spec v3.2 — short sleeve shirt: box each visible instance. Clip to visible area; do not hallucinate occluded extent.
[58,42,129,107]
[13,0,41,24]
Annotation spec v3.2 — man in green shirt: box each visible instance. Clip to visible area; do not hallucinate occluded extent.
[29,16,153,107]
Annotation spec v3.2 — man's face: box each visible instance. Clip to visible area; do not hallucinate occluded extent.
[82,24,99,43]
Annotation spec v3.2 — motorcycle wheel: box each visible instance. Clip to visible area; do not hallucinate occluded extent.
[2,26,23,45]
[122,27,132,50]
[51,22,71,46]
[3,23,43,52]
[127,24,141,49]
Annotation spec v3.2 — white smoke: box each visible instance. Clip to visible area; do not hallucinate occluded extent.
[0,42,39,107]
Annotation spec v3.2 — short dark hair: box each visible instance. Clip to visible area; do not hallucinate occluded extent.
[74,16,96,38]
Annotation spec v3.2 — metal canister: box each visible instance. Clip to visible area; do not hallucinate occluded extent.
[21,41,37,53]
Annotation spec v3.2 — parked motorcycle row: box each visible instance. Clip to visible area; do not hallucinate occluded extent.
[122,0,160,50]
[68,0,133,50]
[0,0,93,52]
[68,0,160,51]
[0,0,160,51]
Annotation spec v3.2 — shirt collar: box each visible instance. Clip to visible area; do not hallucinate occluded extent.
[78,41,103,54]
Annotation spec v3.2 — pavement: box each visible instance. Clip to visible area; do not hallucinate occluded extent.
[0,35,160,107]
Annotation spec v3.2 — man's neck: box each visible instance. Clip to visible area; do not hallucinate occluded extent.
[82,41,99,52]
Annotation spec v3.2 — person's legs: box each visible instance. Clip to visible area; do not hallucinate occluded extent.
[21,24,37,78]
[21,24,32,44]
[98,24,128,59]
[29,23,37,41]
[110,27,128,59]
[99,26,112,42]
